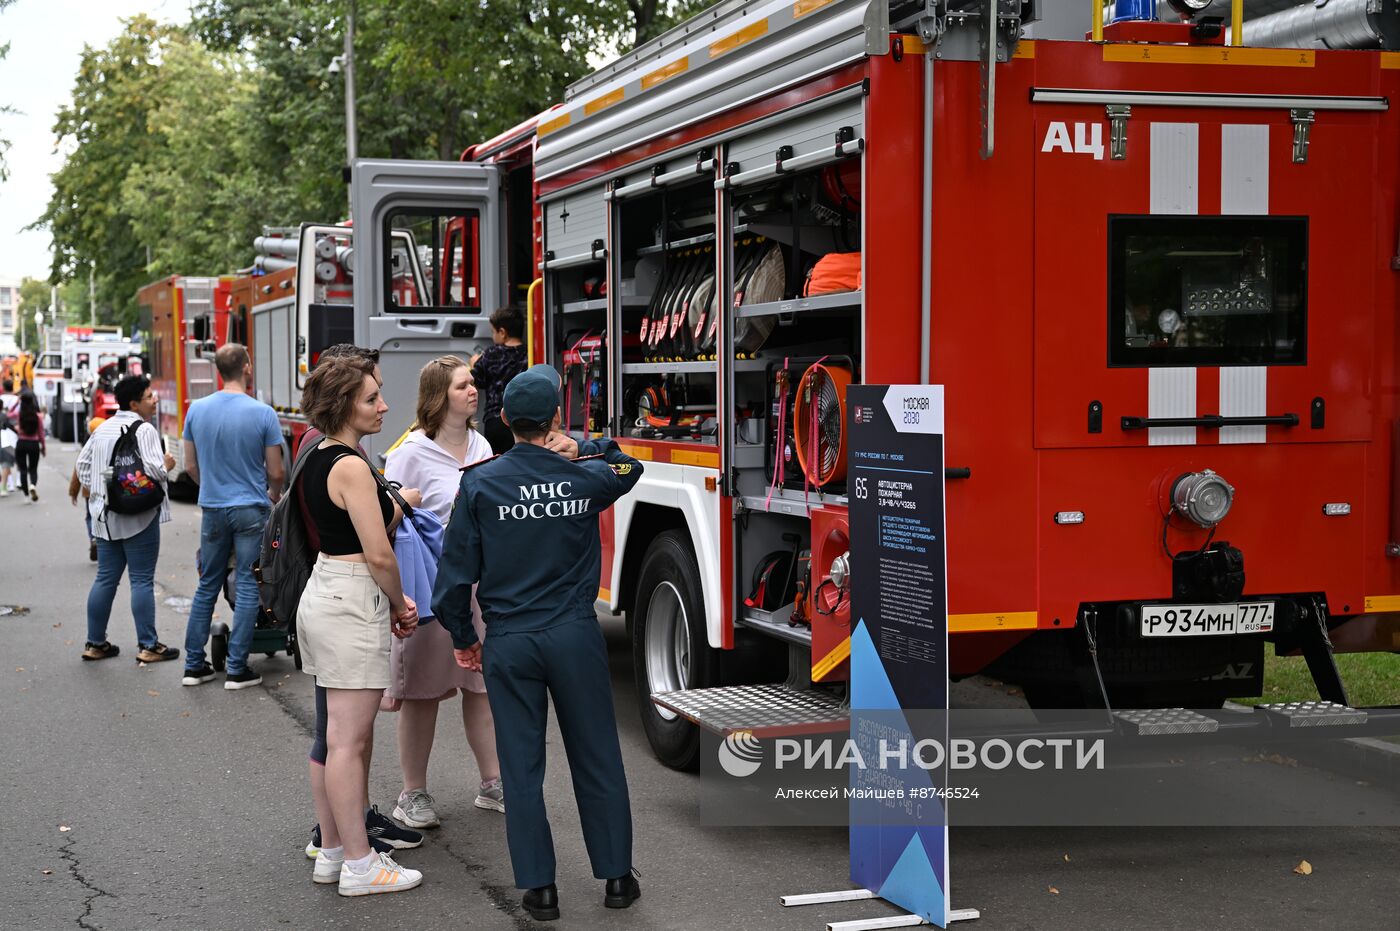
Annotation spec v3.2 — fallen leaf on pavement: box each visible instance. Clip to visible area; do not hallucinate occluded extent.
[14,667,23,673]
[1047,886,1060,895]
[58,826,70,833]
[41,869,52,875]
[64,639,73,646]
[179,711,191,717]
[147,690,160,697]
[52,623,61,629]
[1294,860,1312,875]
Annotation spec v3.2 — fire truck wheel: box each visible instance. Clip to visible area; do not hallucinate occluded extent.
[633,529,716,771]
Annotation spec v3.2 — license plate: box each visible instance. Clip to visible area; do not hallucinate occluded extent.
[1140,602,1275,638]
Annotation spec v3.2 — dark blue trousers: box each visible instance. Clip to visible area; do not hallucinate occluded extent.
[483,618,633,889]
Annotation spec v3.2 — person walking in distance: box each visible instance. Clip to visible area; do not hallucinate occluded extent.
[295,355,425,896]
[384,356,504,829]
[179,344,287,691]
[0,378,18,497]
[12,390,45,502]
[433,364,644,922]
[76,376,179,663]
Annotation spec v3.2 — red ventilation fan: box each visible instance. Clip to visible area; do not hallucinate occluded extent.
[793,362,852,487]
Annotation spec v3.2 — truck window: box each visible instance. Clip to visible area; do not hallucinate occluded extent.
[1108,215,1307,367]
[382,208,481,313]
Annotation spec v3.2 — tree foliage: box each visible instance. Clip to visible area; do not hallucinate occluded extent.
[0,0,17,182]
[39,0,713,325]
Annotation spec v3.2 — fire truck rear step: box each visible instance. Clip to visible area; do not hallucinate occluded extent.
[1112,708,1220,736]
[651,684,848,738]
[1257,700,1368,728]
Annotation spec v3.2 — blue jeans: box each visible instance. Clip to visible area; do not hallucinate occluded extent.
[86,518,161,648]
[184,504,269,675]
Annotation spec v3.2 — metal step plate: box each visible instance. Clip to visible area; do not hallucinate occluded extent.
[1258,700,1368,728]
[651,685,849,738]
[1113,708,1221,736]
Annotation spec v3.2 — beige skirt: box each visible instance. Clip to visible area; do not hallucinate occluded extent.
[387,590,486,700]
[298,555,392,690]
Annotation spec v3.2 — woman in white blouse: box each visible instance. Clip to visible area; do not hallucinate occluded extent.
[383,356,503,826]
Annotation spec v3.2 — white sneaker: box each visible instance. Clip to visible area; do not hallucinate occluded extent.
[0,488,8,497]
[474,779,505,813]
[393,788,440,828]
[338,851,422,897]
[313,850,344,885]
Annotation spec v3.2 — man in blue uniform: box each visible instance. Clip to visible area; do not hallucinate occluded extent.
[432,364,644,922]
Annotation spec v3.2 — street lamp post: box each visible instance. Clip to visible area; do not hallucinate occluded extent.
[330,0,358,214]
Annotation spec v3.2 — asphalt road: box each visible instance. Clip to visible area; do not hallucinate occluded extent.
[2,442,1398,930]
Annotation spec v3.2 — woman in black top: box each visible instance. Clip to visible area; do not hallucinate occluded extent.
[295,355,426,896]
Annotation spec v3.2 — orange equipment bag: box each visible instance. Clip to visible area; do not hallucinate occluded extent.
[802,253,862,297]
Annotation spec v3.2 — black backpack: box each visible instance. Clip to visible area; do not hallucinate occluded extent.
[104,423,166,516]
[254,438,324,629]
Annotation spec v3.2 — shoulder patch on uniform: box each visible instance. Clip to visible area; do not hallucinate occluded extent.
[609,462,633,476]
[460,454,501,472]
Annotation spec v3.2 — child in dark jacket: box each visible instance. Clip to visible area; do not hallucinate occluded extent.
[471,307,527,454]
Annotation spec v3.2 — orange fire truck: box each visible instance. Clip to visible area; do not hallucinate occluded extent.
[327,0,1400,769]
[137,276,236,486]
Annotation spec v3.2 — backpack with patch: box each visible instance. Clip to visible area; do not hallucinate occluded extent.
[254,438,324,629]
[104,423,166,515]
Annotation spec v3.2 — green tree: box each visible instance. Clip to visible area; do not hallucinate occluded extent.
[16,277,51,350]
[35,17,185,327]
[120,39,263,279]
[0,0,17,181]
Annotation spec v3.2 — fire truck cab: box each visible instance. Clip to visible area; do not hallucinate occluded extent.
[351,0,1400,770]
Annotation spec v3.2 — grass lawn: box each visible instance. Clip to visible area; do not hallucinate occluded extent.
[1233,650,1400,708]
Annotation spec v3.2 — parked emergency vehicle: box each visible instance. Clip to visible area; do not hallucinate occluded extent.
[337,0,1400,769]
[137,276,232,484]
[248,225,442,453]
[51,326,142,442]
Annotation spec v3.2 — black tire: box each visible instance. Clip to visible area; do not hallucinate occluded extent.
[210,624,229,672]
[632,529,715,771]
[290,633,303,671]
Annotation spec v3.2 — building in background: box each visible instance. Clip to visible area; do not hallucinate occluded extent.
[0,276,21,354]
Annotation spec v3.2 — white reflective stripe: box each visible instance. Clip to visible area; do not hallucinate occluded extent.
[1148,122,1199,446]
[1149,368,1197,446]
[1220,367,1268,445]
[1149,122,1198,215]
[1221,124,1269,216]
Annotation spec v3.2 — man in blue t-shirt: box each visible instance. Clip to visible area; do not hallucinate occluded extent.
[179,343,286,690]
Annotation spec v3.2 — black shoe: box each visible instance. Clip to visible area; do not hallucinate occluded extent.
[136,642,180,663]
[604,868,641,909]
[522,884,559,921]
[223,668,262,690]
[305,823,392,859]
[181,663,217,686]
[81,641,120,661]
[365,804,423,849]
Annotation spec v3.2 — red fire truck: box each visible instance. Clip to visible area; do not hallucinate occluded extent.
[138,276,235,486]
[341,0,1400,769]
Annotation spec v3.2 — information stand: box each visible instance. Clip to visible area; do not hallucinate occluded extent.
[783,385,977,929]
